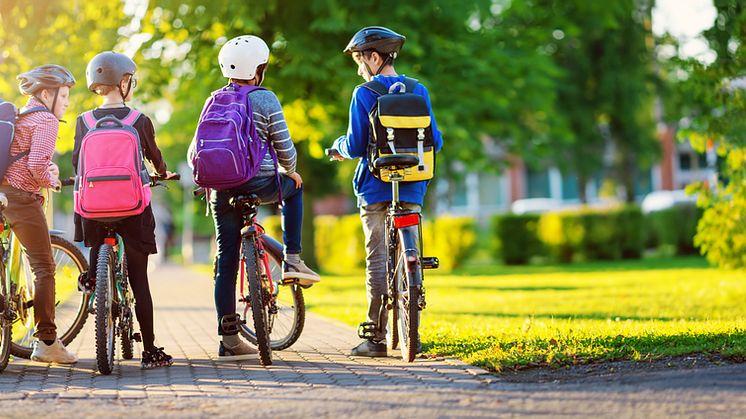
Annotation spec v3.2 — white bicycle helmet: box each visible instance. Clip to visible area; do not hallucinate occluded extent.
[218,35,269,80]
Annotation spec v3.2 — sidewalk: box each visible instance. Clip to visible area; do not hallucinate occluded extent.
[0,265,743,418]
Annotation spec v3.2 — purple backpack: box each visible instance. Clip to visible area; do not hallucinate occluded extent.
[191,84,275,190]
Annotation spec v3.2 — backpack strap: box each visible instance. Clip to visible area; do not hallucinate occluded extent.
[360,80,389,97]
[120,109,141,126]
[402,77,419,93]
[81,111,98,131]
[18,106,51,116]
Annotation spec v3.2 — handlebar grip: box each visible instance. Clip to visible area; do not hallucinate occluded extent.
[60,177,75,187]
[193,187,206,198]
[325,148,341,158]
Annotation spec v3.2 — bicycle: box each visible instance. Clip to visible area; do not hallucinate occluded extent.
[92,174,179,374]
[326,149,439,362]
[195,188,306,366]
[0,184,90,370]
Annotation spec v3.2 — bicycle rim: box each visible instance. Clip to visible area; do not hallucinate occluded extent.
[95,244,116,375]
[0,266,11,372]
[10,235,89,358]
[242,239,272,365]
[241,251,305,350]
[396,249,420,362]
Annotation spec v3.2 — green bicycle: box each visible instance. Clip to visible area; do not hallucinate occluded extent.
[0,191,90,370]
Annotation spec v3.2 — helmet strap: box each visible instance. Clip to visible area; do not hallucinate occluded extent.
[50,88,60,115]
[119,77,133,103]
[375,55,393,76]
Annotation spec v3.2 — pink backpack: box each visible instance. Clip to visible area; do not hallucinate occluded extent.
[74,110,152,221]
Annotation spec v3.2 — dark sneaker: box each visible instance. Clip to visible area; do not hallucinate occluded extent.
[217,340,257,361]
[283,259,321,286]
[141,347,174,369]
[351,340,387,357]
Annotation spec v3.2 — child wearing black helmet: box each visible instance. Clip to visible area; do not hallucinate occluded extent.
[330,26,443,357]
[72,51,176,369]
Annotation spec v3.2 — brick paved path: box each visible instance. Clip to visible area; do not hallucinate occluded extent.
[0,265,744,418]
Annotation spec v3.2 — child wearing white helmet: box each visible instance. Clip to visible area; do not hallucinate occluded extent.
[188,35,320,361]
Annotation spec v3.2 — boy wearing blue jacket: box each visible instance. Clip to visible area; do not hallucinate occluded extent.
[331,26,443,357]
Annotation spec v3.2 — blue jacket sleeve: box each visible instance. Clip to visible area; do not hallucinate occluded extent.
[333,87,371,159]
[419,85,443,153]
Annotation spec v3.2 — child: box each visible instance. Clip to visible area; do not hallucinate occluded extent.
[187,35,320,360]
[1,64,78,363]
[72,51,174,369]
[331,26,443,357]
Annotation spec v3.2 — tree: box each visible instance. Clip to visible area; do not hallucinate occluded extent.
[675,0,746,268]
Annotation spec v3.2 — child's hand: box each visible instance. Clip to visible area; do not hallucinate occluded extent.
[48,162,60,178]
[288,172,303,189]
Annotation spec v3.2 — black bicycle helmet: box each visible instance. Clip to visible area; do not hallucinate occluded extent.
[17,64,76,96]
[86,51,137,90]
[344,26,406,55]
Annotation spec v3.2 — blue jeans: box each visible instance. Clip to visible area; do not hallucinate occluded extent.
[210,174,303,333]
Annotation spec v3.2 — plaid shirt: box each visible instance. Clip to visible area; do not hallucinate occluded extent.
[5,98,58,195]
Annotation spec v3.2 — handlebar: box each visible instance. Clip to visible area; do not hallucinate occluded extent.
[325,148,342,159]
[193,187,206,198]
[60,177,75,187]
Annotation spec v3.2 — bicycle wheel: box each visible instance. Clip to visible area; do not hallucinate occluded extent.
[95,244,116,375]
[0,257,11,372]
[10,234,89,358]
[395,231,421,362]
[241,250,305,350]
[241,239,272,365]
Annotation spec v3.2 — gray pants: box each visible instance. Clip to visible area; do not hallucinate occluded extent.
[360,201,421,342]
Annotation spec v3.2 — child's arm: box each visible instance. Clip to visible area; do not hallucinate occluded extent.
[140,117,168,175]
[332,87,372,159]
[28,117,59,188]
[266,97,297,175]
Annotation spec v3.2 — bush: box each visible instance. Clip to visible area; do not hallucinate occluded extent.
[646,204,702,255]
[422,216,478,272]
[538,206,645,263]
[258,213,477,273]
[492,214,544,265]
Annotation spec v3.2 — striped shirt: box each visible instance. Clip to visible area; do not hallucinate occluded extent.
[188,89,297,177]
[4,98,57,195]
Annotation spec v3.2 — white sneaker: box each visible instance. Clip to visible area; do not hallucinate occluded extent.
[283,259,321,286]
[217,336,258,361]
[31,339,78,364]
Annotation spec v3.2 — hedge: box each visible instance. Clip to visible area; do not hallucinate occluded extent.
[538,206,645,263]
[645,204,702,255]
[259,214,476,273]
[491,214,545,265]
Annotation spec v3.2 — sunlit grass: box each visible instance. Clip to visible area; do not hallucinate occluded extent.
[304,257,746,371]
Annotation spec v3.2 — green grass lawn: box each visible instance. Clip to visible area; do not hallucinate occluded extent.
[304,257,746,372]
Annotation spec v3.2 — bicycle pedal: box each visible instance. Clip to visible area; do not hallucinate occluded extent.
[132,332,142,342]
[357,322,378,340]
[421,257,439,269]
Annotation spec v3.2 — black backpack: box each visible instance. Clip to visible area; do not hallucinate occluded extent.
[0,98,51,181]
[361,77,436,182]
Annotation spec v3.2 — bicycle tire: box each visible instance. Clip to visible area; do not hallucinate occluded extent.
[241,250,305,350]
[10,234,90,358]
[95,244,116,375]
[0,259,11,372]
[243,239,272,366]
[385,219,399,351]
[120,253,134,360]
[396,229,421,363]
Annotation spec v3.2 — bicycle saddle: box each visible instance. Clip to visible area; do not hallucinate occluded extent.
[373,154,420,171]
[230,194,261,209]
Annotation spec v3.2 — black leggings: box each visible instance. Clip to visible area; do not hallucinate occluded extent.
[90,244,156,352]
